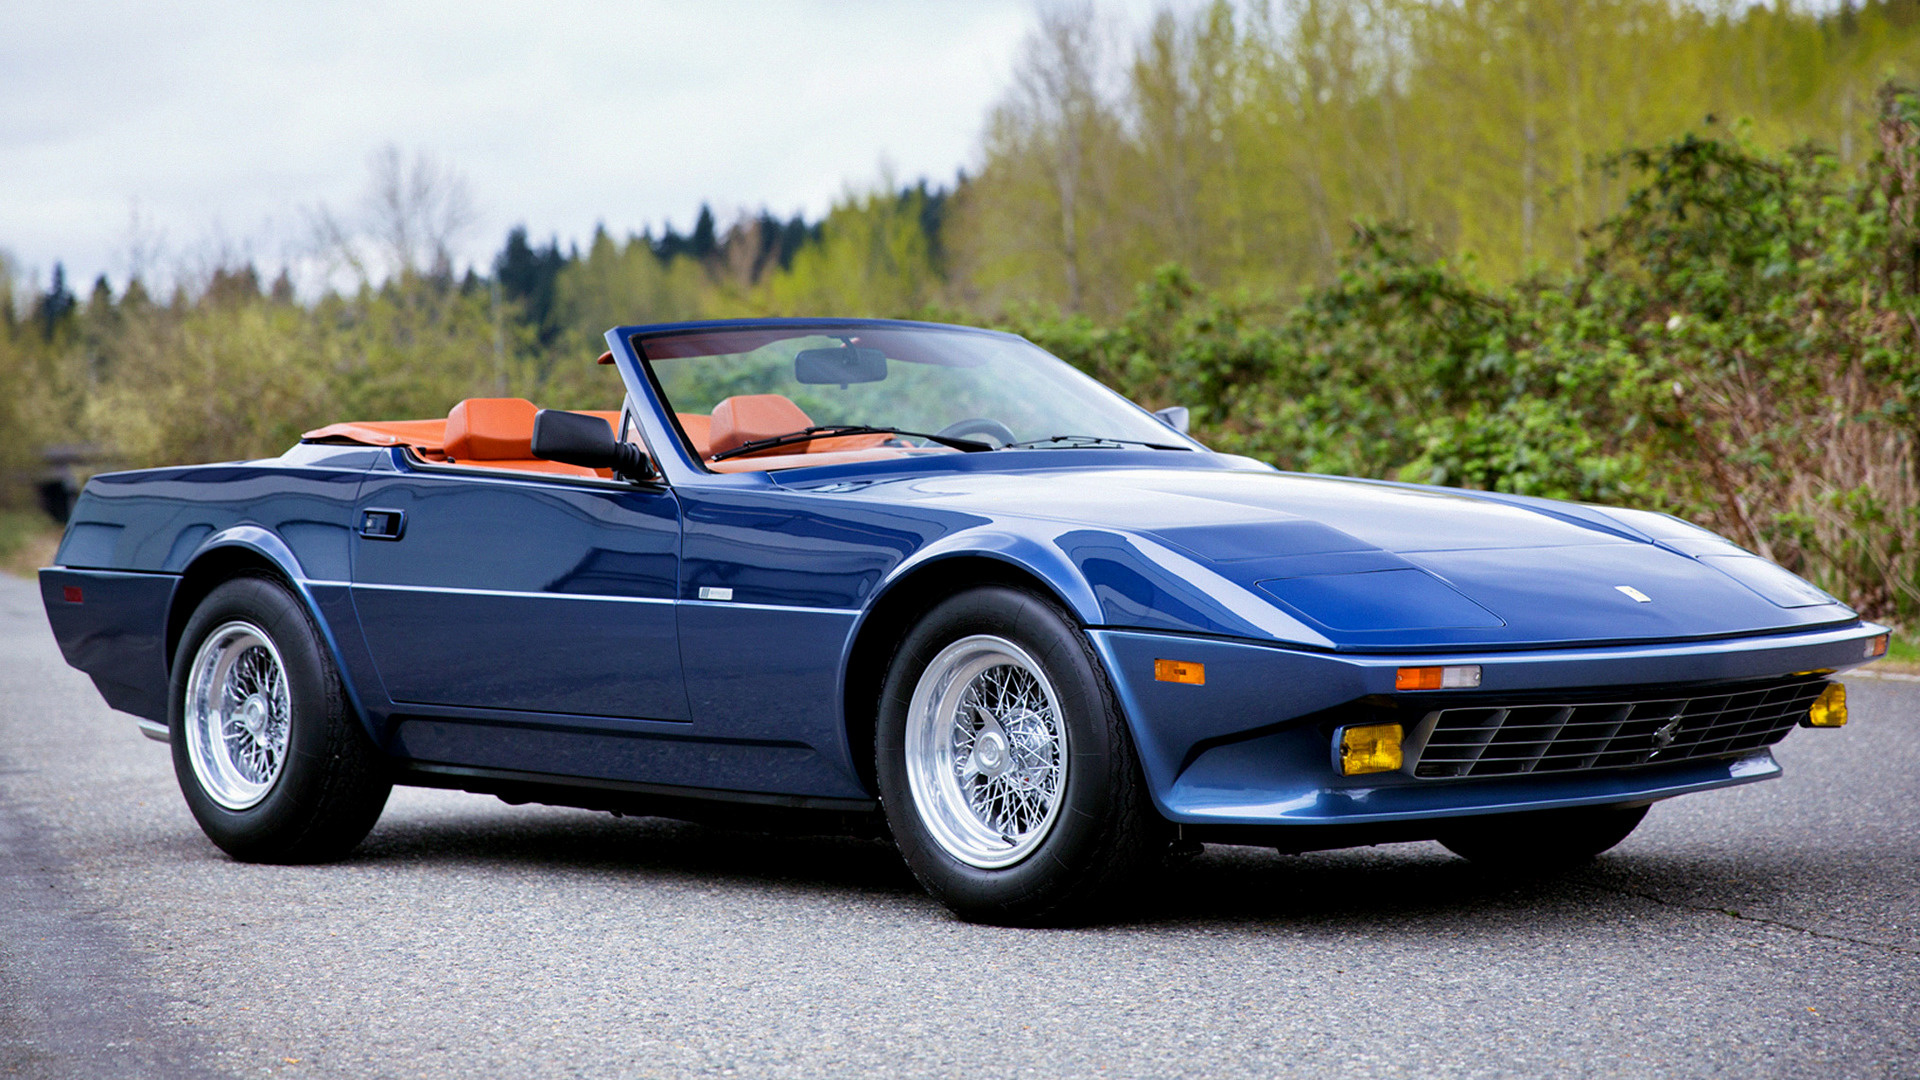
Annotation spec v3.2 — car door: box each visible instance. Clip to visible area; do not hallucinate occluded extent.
[672,482,955,800]
[349,460,685,725]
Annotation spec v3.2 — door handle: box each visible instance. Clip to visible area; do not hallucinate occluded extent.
[358,508,406,540]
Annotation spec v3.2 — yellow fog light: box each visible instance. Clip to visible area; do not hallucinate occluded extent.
[1337,723,1404,775]
[1803,683,1847,728]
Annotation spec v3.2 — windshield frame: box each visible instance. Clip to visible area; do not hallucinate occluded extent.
[625,318,1205,477]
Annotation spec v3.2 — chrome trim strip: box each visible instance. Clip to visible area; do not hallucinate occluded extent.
[342,580,859,616]
[136,718,169,743]
[679,599,861,616]
[349,581,675,605]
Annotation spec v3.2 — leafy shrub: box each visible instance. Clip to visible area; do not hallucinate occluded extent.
[1003,90,1920,620]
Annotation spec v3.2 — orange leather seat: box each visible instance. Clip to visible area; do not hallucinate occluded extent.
[705,395,893,462]
[445,398,539,461]
[308,401,629,477]
[309,396,898,474]
[443,398,599,476]
[707,395,814,457]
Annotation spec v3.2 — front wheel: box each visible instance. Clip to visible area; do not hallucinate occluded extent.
[876,586,1165,925]
[170,574,391,863]
[1436,803,1649,870]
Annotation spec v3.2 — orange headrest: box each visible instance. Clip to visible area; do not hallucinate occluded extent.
[445,398,538,460]
[707,395,812,457]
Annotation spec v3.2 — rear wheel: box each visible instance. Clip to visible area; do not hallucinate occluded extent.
[1436,803,1649,870]
[170,574,390,862]
[876,586,1165,925]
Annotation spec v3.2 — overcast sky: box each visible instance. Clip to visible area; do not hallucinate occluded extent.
[1,0,1192,298]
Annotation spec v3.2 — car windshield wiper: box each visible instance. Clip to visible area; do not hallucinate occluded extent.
[709,424,993,462]
[1007,434,1193,451]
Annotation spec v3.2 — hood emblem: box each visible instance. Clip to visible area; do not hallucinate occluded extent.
[1615,585,1653,603]
[1649,717,1683,755]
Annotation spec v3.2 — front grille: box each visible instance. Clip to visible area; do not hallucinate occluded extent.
[1408,676,1827,780]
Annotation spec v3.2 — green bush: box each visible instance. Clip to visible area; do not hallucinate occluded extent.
[1001,91,1920,621]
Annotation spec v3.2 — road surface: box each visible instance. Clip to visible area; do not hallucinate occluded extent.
[1,573,1914,1078]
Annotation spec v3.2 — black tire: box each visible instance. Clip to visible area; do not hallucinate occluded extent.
[875,585,1166,925]
[168,573,390,862]
[1436,803,1650,870]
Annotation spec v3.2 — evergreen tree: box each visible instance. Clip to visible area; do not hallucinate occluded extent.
[689,205,717,261]
[494,226,567,344]
[205,265,262,307]
[34,264,77,341]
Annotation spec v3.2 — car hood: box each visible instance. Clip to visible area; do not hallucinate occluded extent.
[860,463,1856,650]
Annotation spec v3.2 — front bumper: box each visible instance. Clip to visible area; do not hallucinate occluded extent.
[1088,621,1884,828]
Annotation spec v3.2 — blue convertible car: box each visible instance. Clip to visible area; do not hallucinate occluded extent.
[41,318,1886,923]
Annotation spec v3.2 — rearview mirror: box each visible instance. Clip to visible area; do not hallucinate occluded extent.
[794,346,887,385]
[531,409,656,481]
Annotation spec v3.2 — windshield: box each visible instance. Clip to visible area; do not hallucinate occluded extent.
[635,323,1196,471]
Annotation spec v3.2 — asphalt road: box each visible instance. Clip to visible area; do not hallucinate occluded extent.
[1,573,1916,1080]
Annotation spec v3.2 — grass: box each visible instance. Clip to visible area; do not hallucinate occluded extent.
[0,508,63,579]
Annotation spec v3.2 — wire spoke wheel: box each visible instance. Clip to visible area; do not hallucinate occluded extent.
[182,620,292,810]
[878,586,1162,923]
[905,634,1068,869]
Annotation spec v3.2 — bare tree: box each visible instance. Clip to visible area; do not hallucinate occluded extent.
[365,145,475,279]
[1005,2,1120,312]
[311,145,476,285]
[115,198,167,291]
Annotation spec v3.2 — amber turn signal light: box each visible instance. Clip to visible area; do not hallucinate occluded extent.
[1865,634,1889,659]
[1395,665,1481,691]
[1154,659,1205,685]
[1337,723,1404,775]
[1803,682,1848,728]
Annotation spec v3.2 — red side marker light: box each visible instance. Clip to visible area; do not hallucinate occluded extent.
[62,586,83,604]
[1154,659,1205,685]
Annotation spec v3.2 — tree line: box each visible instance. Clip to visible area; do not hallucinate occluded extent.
[2,0,1919,622]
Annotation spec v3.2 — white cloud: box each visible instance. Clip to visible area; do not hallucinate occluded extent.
[0,0,1187,296]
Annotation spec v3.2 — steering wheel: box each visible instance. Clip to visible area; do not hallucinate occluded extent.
[933,417,1018,449]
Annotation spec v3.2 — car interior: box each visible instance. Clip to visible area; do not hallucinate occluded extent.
[302,394,927,477]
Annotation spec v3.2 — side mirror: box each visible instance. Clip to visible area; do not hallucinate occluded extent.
[1152,405,1191,434]
[531,409,656,481]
